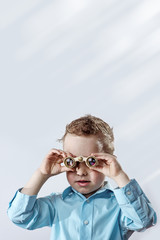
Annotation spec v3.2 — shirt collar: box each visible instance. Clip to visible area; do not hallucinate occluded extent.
[62,186,74,200]
[62,181,113,200]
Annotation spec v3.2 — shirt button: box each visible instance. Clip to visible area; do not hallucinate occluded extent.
[86,199,90,203]
[84,220,89,225]
[127,191,131,195]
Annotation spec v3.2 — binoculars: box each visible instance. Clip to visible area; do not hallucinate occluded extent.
[63,156,98,168]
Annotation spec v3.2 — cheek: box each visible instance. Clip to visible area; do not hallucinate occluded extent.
[91,171,105,183]
[66,172,74,184]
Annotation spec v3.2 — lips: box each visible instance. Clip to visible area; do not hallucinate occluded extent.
[76,180,90,187]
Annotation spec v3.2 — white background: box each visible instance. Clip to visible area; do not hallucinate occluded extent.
[0,0,159,239]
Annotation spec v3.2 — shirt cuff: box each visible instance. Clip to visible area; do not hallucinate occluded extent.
[8,188,37,211]
[113,179,143,205]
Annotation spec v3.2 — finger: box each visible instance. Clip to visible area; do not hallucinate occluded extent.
[46,153,64,165]
[91,153,117,164]
[56,158,64,164]
[90,165,105,173]
[60,166,75,173]
[91,152,117,158]
[63,151,75,158]
[90,153,110,159]
[49,149,65,158]
[88,160,106,169]
[50,148,61,154]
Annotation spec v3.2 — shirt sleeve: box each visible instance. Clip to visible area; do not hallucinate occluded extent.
[114,179,157,233]
[7,189,56,230]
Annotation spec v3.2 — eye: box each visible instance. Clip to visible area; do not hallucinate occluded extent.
[86,157,98,167]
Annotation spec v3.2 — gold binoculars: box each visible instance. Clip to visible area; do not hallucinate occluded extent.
[63,156,98,168]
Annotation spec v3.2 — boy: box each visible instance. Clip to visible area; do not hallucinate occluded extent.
[8,115,157,240]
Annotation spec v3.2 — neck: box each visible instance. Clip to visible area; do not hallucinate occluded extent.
[83,183,105,198]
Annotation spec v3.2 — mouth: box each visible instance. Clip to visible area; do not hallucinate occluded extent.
[76,180,90,187]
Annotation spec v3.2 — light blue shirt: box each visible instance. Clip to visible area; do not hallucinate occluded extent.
[8,179,156,240]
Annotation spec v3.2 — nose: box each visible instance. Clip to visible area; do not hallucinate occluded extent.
[76,162,88,176]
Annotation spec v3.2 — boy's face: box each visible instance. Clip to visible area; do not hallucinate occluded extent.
[63,134,105,198]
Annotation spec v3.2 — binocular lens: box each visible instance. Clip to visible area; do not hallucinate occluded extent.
[64,156,98,168]
[65,158,75,167]
[87,157,97,166]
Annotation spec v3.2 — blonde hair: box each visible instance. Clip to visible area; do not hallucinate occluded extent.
[59,114,115,154]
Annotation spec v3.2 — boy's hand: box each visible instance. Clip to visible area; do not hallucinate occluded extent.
[39,149,74,177]
[21,149,74,196]
[90,153,130,187]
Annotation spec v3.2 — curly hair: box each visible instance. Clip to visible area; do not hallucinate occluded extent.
[59,114,115,154]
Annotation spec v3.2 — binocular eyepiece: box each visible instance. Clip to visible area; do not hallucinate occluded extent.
[63,156,98,168]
